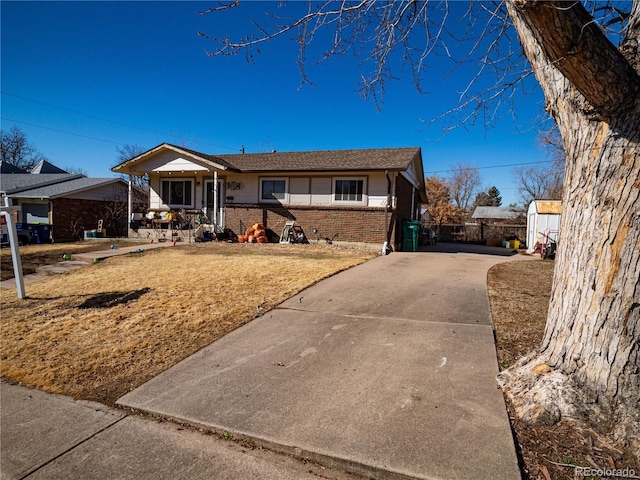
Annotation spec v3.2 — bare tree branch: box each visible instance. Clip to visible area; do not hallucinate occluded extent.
[448,162,482,212]
[0,126,48,171]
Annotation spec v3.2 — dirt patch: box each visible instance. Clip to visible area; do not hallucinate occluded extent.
[0,242,375,406]
[488,259,639,480]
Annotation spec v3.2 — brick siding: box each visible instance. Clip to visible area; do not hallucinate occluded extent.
[53,198,127,241]
[392,175,416,250]
[224,204,389,245]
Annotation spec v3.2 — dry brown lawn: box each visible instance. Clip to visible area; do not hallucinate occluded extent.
[488,259,554,370]
[488,259,639,480]
[0,242,376,405]
[1,240,147,280]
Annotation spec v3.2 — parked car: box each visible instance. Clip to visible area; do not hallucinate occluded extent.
[0,225,34,246]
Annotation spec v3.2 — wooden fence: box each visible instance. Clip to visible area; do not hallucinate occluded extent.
[428,223,527,246]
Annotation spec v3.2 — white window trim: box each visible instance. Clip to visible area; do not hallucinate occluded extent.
[259,177,289,204]
[160,178,195,209]
[332,176,367,205]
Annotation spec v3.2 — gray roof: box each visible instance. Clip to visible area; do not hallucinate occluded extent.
[1,161,28,174]
[471,206,523,220]
[11,177,126,199]
[31,160,68,174]
[216,147,421,172]
[0,173,83,195]
[113,143,422,174]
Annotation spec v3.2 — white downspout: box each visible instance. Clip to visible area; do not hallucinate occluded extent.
[128,175,133,237]
[213,170,218,229]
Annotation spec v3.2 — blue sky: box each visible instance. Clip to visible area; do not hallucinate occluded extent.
[1,1,554,206]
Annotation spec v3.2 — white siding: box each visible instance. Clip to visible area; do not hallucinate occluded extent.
[367,174,390,208]
[311,177,332,206]
[149,175,163,210]
[401,161,418,188]
[225,174,260,204]
[140,151,211,173]
[147,170,394,209]
[289,177,310,205]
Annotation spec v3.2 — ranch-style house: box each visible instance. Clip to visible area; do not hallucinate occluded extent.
[111,143,426,251]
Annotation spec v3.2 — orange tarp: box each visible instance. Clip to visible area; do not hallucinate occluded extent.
[239,223,268,243]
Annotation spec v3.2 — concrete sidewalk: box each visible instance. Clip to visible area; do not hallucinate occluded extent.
[0,380,361,480]
[117,247,523,479]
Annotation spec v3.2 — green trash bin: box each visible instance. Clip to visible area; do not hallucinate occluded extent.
[402,220,420,252]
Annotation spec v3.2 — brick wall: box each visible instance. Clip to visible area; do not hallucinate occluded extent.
[53,198,127,241]
[224,204,390,245]
[393,175,416,250]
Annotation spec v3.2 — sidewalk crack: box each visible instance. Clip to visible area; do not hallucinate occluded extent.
[19,414,127,479]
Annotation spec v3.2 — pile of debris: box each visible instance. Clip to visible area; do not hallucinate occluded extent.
[237,223,269,243]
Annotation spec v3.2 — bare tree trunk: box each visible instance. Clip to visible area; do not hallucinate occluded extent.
[499,0,640,457]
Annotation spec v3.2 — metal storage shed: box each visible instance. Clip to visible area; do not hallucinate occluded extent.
[526,200,562,254]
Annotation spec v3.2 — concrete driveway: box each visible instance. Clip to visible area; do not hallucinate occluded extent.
[117,244,523,480]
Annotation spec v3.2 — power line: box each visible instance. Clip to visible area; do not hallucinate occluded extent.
[2,92,558,176]
[426,159,555,175]
[4,114,557,179]
[1,116,124,145]
[1,91,239,152]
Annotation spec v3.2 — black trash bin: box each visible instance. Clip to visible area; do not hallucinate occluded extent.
[32,224,53,244]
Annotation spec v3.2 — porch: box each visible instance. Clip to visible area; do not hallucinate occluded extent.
[128,210,226,244]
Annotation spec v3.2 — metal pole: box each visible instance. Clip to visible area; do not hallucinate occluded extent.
[2,196,26,299]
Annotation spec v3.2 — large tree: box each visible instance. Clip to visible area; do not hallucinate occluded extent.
[448,162,482,213]
[0,126,48,171]
[201,0,640,457]
[500,0,640,457]
[424,175,463,230]
[473,185,503,208]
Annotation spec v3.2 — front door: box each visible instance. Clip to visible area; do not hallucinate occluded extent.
[205,179,225,227]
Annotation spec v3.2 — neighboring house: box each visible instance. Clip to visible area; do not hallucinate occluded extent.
[526,199,562,254]
[1,161,27,174]
[471,206,525,224]
[111,143,427,250]
[30,159,69,174]
[470,206,526,245]
[0,160,130,242]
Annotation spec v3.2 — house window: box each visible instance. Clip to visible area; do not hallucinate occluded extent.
[260,178,288,203]
[161,179,193,208]
[333,177,366,204]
